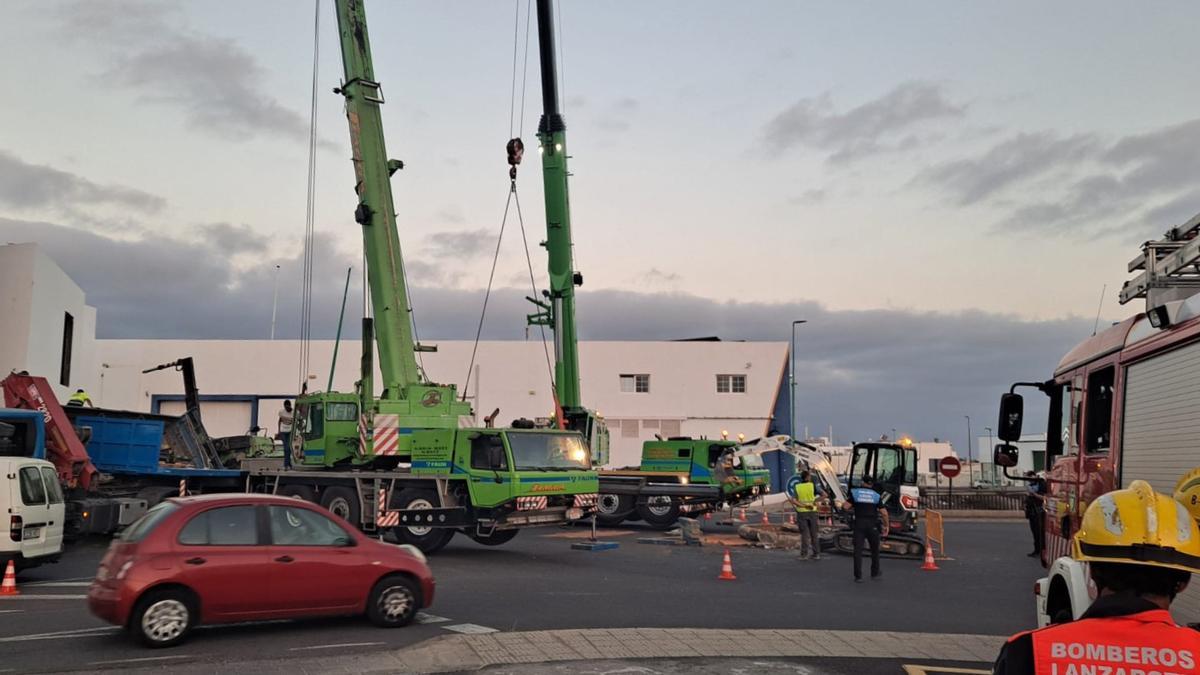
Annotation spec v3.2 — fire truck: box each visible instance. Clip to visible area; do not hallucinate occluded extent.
[993,211,1200,625]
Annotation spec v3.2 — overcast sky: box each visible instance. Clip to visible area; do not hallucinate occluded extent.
[3,1,1197,447]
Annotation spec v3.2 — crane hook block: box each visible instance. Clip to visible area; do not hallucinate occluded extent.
[507,138,524,180]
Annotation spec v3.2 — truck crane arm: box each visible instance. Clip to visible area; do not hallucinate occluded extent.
[1,373,97,491]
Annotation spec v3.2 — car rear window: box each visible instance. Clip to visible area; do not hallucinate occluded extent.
[120,502,179,542]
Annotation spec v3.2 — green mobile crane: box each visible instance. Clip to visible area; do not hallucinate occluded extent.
[248,0,599,554]
[527,0,770,529]
[525,0,609,465]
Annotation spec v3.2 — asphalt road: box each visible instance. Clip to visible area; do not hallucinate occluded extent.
[0,519,1039,673]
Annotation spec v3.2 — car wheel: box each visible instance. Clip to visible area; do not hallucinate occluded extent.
[595,493,634,526]
[389,489,454,554]
[277,484,316,502]
[366,574,421,627]
[320,486,362,526]
[131,588,195,648]
[467,528,519,546]
[636,495,680,529]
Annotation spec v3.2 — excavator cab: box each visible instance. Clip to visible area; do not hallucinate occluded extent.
[848,441,920,532]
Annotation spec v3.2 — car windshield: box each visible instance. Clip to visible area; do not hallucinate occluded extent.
[120,501,179,542]
[740,454,764,469]
[507,432,591,471]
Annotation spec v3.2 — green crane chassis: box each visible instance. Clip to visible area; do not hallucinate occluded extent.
[595,439,772,529]
[246,425,599,554]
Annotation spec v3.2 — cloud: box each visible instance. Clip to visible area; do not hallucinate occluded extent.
[197,222,269,255]
[433,206,467,225]
[918,132,1102,206]
[924,117,1200,238]
[2,218,1092,443]
[422,229,493,260]
[639,268,681,285]
[595,97,640,133]
[60,0,334,148]
[789,189,827,206]
[0,150,165,214]
[760,81,966,164]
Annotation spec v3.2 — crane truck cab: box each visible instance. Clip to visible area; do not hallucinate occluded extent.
[846,441,920,533]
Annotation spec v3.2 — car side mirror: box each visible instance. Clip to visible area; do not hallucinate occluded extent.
[994,443,1019,468]
[997,393,1024,442]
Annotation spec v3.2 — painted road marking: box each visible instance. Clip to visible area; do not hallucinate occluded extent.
[89,655,194,666]
[0,594,87,600]
[416,612,451,624]
[288,641,385,651]
[0,626,120,642]
[24,577,92,584]
[23,581,91,587]
[902,662,988,667]
[0,610,23,614]
[443,623,499,634]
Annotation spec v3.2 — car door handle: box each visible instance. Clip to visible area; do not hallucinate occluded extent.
[185,557,206,565]
[274,555,294,563]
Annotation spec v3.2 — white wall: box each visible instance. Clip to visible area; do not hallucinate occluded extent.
[93,339,788,468]
[0,243,97,401]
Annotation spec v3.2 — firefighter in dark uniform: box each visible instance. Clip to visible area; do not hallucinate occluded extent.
[993,480,1200,674]
[840,475,888,583]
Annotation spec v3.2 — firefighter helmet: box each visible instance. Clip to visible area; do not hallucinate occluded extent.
[1073,480,1200,574]
[1173,467,1200,522]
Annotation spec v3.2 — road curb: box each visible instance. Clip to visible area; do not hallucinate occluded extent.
[283,627,1007,673]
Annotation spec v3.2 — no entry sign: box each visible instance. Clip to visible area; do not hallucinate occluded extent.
[939,456,962,479]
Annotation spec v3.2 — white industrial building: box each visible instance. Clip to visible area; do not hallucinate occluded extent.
[0,243,790,470]
[95,339,789,469]
[0,243,98,402]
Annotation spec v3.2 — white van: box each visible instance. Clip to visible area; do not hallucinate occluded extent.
[1,457,65,570]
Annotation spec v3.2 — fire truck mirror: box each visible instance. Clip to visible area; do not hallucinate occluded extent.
[997,392,1024,442]
[994,443,1019,469]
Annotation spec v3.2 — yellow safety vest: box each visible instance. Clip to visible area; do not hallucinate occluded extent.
[794,481,816,512]
[67,391,91,406]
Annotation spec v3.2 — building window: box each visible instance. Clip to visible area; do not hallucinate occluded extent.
[621,419,640,438]
[716,374,746,394]
[619,374,650,393]
[59,312,74,387]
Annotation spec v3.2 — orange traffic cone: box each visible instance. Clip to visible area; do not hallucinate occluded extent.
[0,560,18,595]
[921,543,939,571]
[760,510,770,525]
[717,548,737,581]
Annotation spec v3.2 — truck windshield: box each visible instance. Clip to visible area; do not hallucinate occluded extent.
[740,454,764,469]
[507,432,591,471]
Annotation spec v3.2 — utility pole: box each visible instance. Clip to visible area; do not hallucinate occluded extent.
[270,264,281,340]
[790,320,807,443]
[964,415,973,487]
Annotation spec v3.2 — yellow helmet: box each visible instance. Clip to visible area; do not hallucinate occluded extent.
[1073,480,1200,574]
[1174,467,1200,522]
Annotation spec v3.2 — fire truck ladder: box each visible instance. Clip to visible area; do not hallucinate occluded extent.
[1119,211,1200,306]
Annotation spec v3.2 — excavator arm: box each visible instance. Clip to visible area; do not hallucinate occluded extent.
[734,435,848,504]
[1,373,97,491]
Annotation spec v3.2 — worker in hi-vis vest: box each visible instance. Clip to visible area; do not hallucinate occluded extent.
[786,467,822,560]
[992,480,1200,675]
[66,389,93,408]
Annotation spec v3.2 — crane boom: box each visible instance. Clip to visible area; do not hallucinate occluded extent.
[531,0,581,410]
[334,0,420,398]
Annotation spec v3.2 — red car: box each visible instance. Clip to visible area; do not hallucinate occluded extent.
[88,493,435,647]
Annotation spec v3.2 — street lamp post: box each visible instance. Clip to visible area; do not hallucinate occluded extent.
[270,264,281,340]
[964,415,972,487]
[985,426,994,485]
[790,320,807,444]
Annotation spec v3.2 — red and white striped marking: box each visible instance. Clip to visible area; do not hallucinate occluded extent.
[179,479,187,497]
[573,494,598,508]
[376,488,399,527]
[373,414,400,456]
[516,496,548,511]
[357,414,370,456]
